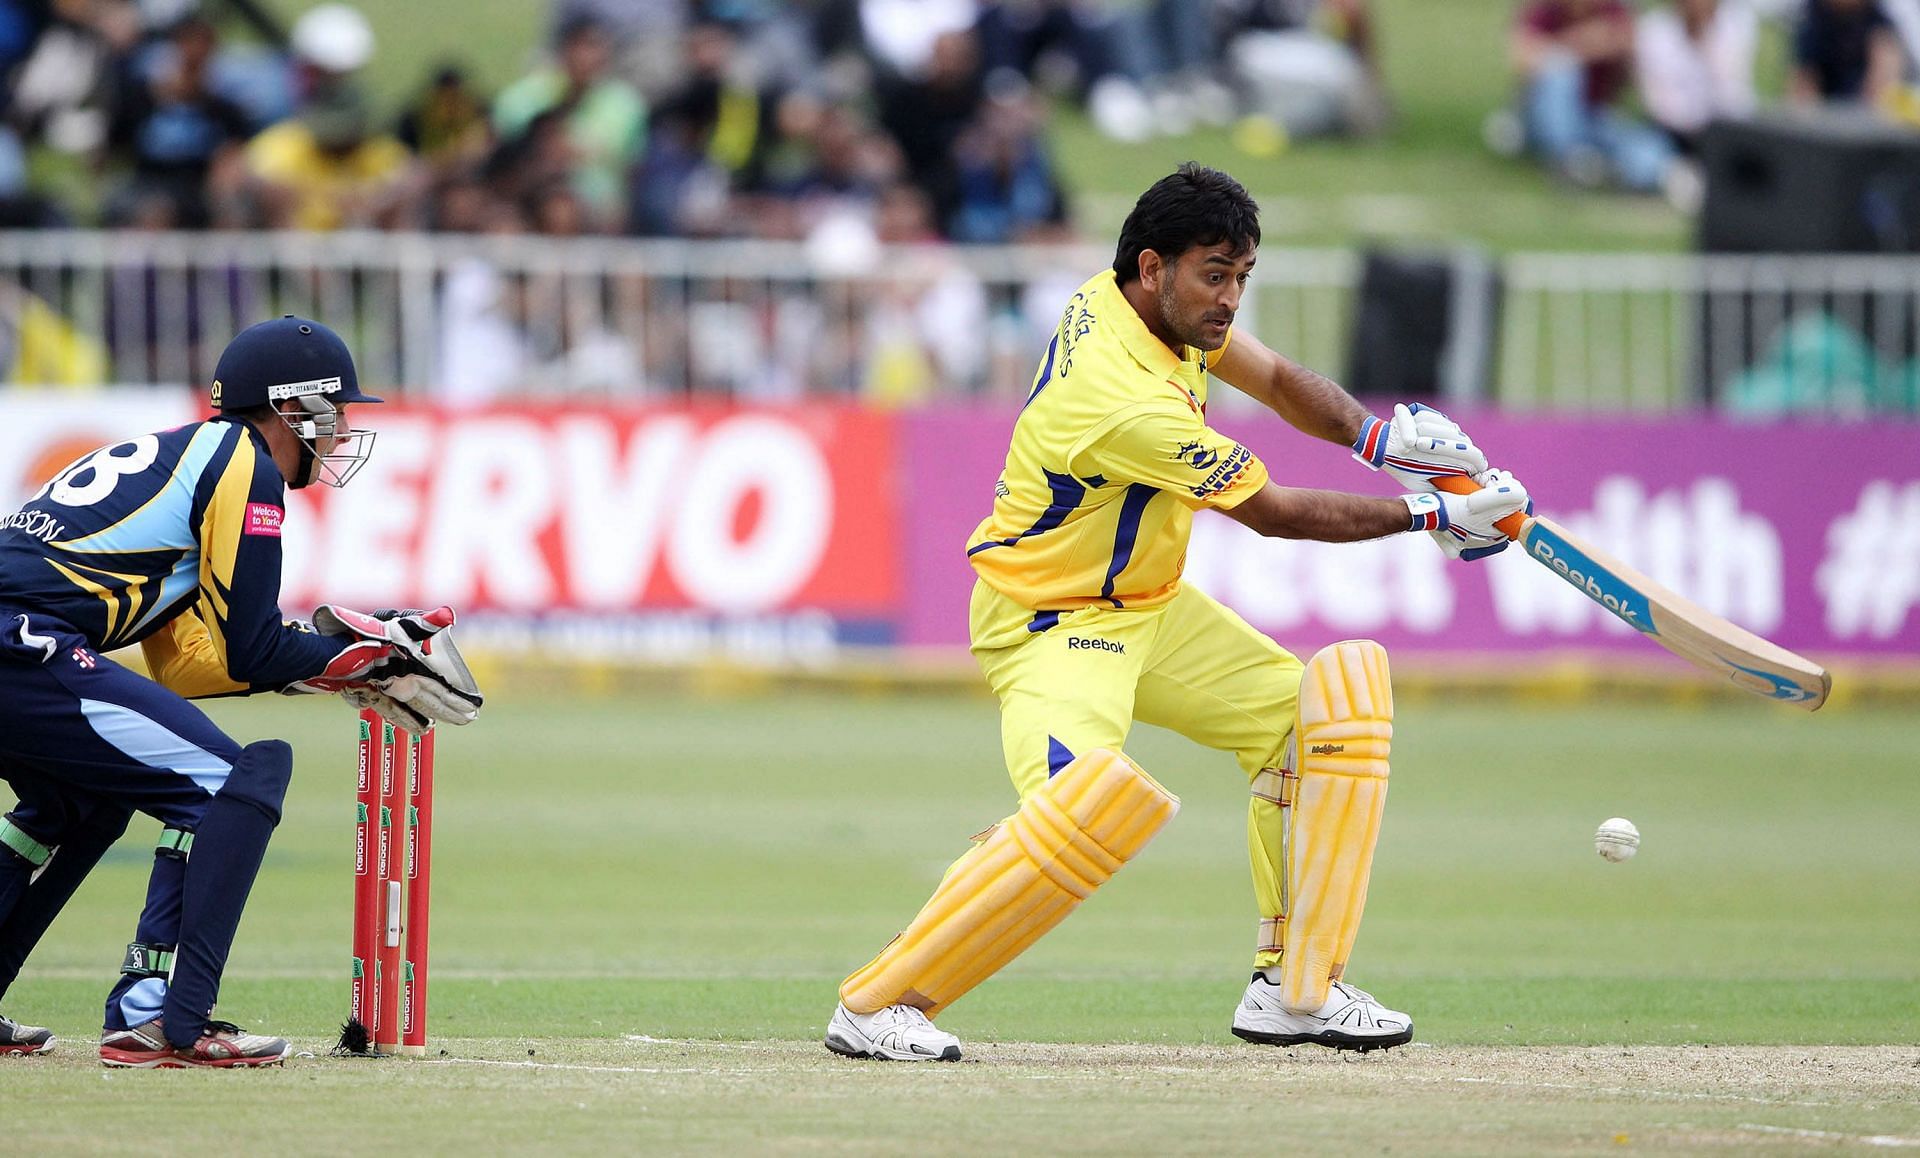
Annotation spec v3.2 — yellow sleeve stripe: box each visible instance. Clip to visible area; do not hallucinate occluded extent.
[194,430,255,676]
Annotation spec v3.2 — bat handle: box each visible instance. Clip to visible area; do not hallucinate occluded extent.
[1431,474,1528,540]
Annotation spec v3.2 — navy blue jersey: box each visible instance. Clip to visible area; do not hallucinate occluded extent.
[0,417,339,694]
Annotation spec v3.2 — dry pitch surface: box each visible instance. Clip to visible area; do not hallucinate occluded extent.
[17,1038,1920,1154]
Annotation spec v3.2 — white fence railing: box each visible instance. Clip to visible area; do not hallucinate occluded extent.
[0,231,1915,413]
[1500,253,1920,414]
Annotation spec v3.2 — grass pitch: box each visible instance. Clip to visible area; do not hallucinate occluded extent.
[7,688,1918,1153]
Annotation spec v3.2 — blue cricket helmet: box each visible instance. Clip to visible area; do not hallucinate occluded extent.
[210,316,384,412]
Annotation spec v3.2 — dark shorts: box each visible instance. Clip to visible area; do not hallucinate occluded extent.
[1,610,240,835]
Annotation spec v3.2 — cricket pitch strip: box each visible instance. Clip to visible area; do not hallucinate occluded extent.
[20,1039,1920,1154]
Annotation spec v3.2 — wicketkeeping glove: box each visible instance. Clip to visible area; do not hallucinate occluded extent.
[341,684,432,735]
[1353,403,1488,491]
[305,605,484,726]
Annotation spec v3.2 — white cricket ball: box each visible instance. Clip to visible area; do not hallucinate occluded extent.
[1594,817,1640,863]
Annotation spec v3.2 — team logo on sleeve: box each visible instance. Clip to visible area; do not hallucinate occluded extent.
[1189,444,1254,499]
[1174,440,1219,471]
[244,503,285,537]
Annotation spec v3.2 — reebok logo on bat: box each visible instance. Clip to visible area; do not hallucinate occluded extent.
[1531,537,1649,630]
[1309,743,1344,755]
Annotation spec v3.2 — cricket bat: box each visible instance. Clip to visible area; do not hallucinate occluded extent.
[1434,476,1831,710]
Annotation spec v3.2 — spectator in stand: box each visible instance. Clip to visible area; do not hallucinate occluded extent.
[1789,0,1902,109]
[973,0,1152,142]
[1219,0,1387,138]
[1508,0,1676,193]
[1635,0,1757,157]
[244,84,417,230]
[287,3,375,111]
[428,173,497,232]
[942,79,1069,243]
[551,0,693,98]
[397,64,492,174]
[629,13,782,235]
[106,15,253,228]
[495,14,646,230]
[482,107,577,213]
[853,0,978,82]
[8,0,140,167]
[876,27,984,205]
[1109,0,1233,135]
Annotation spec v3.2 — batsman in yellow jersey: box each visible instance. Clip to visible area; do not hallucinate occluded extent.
[825,164,1531,1062]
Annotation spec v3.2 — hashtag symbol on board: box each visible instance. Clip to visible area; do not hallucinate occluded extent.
[1816,481,1920,639]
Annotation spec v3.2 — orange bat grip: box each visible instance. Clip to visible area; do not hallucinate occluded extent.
[1432,474,1527,540]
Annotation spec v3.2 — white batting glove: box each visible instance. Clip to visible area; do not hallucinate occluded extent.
[1402,469,1530,561]
[1353,403,1488,491]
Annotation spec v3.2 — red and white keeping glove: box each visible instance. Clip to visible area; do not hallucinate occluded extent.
[283,635,394,694]
[285,605,483,727]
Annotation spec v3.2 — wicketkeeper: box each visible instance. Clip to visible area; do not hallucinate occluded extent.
[0,317,483,1067]
[826,166,1529,1061]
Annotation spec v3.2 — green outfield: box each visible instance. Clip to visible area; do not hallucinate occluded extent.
[7,689,1918,1152]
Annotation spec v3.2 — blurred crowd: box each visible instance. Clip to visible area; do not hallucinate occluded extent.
[0,0,1393,246]
[1492,0,1920,207]
[6,0,1920,237]
[7,0,1920,401]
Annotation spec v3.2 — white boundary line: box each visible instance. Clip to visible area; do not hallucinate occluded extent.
[425,1058,708,1075]
[1448,1075,1845,1109]
[1733,1124,1920,1148]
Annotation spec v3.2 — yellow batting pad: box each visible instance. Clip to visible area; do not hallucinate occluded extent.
[1279,640,1392,1013]
[840,749,1179,1018]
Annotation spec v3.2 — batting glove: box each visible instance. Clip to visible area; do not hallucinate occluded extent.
[1401,468,1530,561]
[1354,403,1488,491]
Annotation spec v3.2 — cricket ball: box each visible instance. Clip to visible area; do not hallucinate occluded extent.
[1594,817,1640,863]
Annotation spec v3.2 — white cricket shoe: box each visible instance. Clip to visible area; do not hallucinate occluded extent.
[824,1002,962,1062]
[1230,972,1413,1052]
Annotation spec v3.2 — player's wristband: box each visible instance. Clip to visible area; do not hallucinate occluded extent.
[1401,493,1450,533]
[1351,414,1388,469]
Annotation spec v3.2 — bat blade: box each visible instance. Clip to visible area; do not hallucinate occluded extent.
[1516,515,1830,709]
[1431,476,1830,709]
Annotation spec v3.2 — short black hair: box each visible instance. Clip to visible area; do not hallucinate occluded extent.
[1112,164,1260,286]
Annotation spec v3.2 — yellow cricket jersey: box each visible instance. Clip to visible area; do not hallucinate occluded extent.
[245,123,411,231]
[967,270,1269,646]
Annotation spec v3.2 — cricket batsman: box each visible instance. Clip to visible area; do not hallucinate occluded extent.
[0,316,483,1066]
[825,165,1529,1061]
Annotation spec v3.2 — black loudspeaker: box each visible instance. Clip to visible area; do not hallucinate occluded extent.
[1345,248,1500,401]
[1699,111,1920,254]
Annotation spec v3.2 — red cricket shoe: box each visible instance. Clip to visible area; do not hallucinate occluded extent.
[0,1013,54,1055]
[101,1018,291,1068]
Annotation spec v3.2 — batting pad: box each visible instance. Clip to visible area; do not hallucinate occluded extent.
[840,749,1179,1018]
[1279,640,1392,1013]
